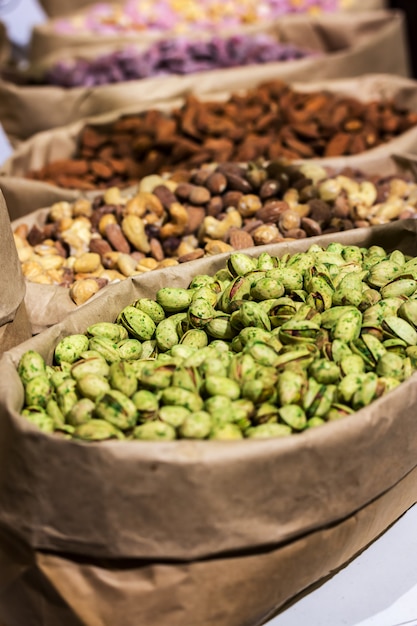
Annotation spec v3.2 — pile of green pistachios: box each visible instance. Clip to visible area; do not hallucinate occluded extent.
[17,243,417,441]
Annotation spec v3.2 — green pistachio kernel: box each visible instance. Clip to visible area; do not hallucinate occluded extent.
[18,350,46,385]
[245,423,292,438]
[179,410,212,439]
[133,421,176,440]
[54,334,89,365]
[24,375,53,408]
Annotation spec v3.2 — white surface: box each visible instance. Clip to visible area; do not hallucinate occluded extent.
[1,1,417,624]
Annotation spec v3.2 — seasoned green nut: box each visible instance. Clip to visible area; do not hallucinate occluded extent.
[67,398,96,426]
[159,405,190,427]
[109,361,138,397]
[94,390,137,430]
[21,407,54,433]
[134,298,166,323]
[279,320,321,345]
[305,416,326,428]
[337,373,368,404]
[204,376,241,400]
[179,329,208,349]
[132,389,159,420]
[24,375,53,408]
[376,352,404,380]
[54,334,89,365]
[178,410,212,439]
[250,277,285,301]
[49,369,71,390]
[205,395,233,417]
[172,366,202,392]
[140,340,159,359]
[71,356,110,380]
[18,350,46,385]
[277,370,305,405]
[245,342,280,368]
[88,336,121,363]
[308,359,340,384]
[156,288,193,313]
[227,253,257,277]
[73,419,124,441]
[381,278,417,299]
[139,362,175,390]
[117,306,156,341]
[278,405,307,431]
[209,424,243,440]
[46,398,65,428]
[382,316,417,346]
[56,378,79,415]
[351,372,379,410]
[133,421,176,440]
[155,313,186,351]
[117,338,143,360]
[245,423,292,438]
[161,386,203,412]
[326,403,354,421]
[205,316,236,340]
[188,298,216,329]
[77,374,111,401]
[332,308,362,342]
[340,354,366,376]
[86,322,128,342]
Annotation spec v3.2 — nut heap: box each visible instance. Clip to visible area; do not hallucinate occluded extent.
[53,0,342,36]
[38,37,315,88]
[17,244,417,441]
[15,161,417,305]
[26,80,417,189]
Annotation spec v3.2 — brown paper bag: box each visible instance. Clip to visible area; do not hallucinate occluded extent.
[0,219,416,625]
[0,11,409,145]
[0,467,415,626]
[3,72,417,184]
[0,192,32,353]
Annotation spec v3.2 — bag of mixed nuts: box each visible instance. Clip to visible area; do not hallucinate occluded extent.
[0,192,32,353]
[0,219,416,625]
[0,11,409,146]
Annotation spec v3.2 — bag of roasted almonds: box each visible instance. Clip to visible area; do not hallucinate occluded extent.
[0,192,32,353]
[1,219,417,625]
[3,73,417,194]
[9,156,417,333]
[0,11,408,145]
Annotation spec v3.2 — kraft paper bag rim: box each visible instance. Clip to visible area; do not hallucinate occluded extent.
[0,10,409,147]
[0,466,414,626]
[0,220,417,561]
[2,72,417,181]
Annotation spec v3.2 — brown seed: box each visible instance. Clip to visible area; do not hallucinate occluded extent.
[178,249,205,263]
[206,171,227,195]
[229,229,255,250]
[188,185,211,205]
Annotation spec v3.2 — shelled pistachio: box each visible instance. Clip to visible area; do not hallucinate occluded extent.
[16,244,417,441]
[13,160,417,306]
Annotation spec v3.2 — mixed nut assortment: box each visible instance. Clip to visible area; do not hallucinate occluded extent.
[53,0,345,36]
[14,160,417,306]
[26,80,417,189]
[17,244,417,441]
[38,37,316,88]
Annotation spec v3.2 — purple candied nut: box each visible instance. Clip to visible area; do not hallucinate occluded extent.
[43,33,318,87]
